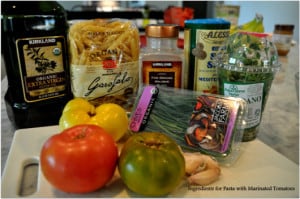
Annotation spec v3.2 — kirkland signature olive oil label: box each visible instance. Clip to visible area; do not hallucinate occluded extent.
[16,36,67,102]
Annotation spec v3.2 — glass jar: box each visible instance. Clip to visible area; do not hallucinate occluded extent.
[141,24,183,88]
[273,24,294,56]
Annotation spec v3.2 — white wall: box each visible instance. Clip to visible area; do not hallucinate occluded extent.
[224,1,299,42]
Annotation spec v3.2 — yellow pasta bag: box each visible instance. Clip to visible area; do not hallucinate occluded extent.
[68,19,140,111]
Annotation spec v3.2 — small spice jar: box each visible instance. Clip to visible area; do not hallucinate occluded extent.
[273,24,294,56]
[141,24,183,88]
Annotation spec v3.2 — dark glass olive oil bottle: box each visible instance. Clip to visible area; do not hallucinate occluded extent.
[1,1,72,129]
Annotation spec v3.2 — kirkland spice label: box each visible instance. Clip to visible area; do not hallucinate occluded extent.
[16,36,67,102]
[142,61,182,88]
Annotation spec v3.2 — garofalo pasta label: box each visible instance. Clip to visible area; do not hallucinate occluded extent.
[71,62,139,100]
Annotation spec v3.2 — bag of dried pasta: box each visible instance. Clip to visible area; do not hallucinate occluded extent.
[68,19,140,111]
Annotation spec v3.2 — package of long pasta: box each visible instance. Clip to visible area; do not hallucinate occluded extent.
[129,85,248,166]
[68,19,140,111]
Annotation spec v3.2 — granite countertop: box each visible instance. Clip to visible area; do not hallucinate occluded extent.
[1,45,299,175]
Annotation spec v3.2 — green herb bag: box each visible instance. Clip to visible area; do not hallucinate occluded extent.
[129,85,247,166]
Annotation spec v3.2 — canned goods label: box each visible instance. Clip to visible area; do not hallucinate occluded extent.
[185,29,229,93]
[184,18,230,93]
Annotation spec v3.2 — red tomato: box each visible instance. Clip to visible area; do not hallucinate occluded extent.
[40,124,118,193]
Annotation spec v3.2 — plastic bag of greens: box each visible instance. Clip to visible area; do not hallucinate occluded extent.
[129,85,248,166]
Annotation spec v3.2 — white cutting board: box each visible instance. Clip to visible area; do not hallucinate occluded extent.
[1,126,299,198]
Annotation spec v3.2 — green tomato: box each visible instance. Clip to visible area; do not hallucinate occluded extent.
[118,132,185,197]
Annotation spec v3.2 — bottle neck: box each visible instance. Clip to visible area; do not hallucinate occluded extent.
[146,37,178,50]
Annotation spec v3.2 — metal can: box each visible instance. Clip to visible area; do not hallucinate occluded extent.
[184,18,230,93]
